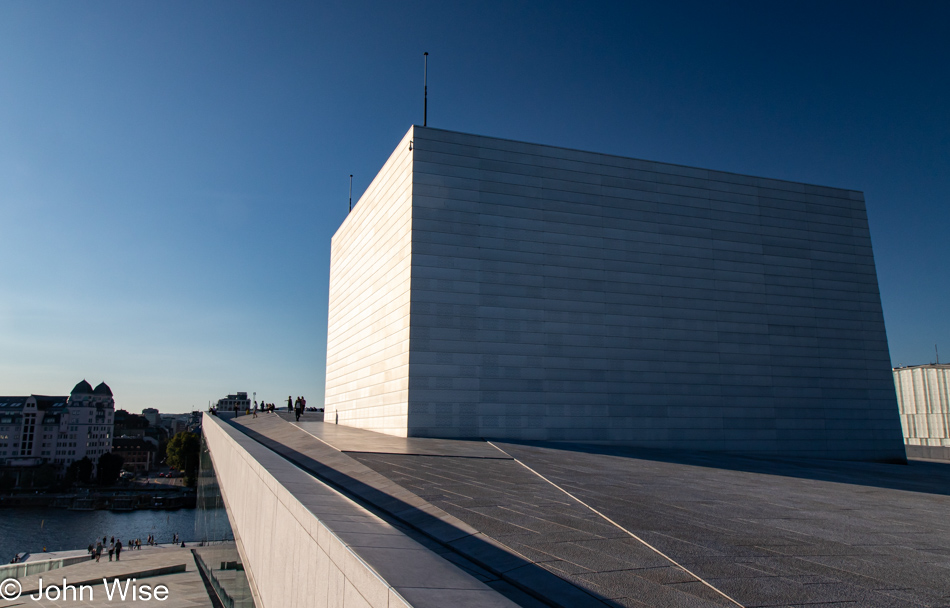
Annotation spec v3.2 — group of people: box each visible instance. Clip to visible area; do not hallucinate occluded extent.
[250,401,279,417]
[247,395,307,420]
[292,396,307,421]
[87,533,185,562]
[89,537,128,562]
[208,395,310,419]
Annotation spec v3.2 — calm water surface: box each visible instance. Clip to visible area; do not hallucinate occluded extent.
[0,508,197,561]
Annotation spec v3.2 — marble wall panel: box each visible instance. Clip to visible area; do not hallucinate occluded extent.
[325,130,414,435]
[402,127,904,460]
[324,126,905,460]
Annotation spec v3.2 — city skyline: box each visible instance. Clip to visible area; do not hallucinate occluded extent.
[1,1,948,413]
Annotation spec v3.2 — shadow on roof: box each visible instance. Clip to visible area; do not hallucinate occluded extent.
[492,439,950,497]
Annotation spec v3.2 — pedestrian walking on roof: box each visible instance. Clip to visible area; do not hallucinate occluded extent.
[294,397,303,422]
[252,400,258,418]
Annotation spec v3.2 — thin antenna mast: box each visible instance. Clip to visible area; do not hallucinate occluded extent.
[348,175,353,213]
[423,52,428,127]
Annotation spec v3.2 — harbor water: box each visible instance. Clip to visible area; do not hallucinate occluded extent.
[0,507,197,562]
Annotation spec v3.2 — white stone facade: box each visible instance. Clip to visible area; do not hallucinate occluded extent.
[325,129,414,435]
[325,126,905,460]
[893,364,950,447]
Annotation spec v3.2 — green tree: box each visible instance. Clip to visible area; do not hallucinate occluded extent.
[77,456,94,483]
[166,432,200,487]
[97,452,124,486]
[65,457,94,484]
[31,463,58,488]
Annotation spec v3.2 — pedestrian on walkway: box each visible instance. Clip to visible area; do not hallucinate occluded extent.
[252,401,258,418]
[115,540,122,561]
[287,396,293,412]
[294,397,303,422]
[95,541,102,562]
[108,539,114,561]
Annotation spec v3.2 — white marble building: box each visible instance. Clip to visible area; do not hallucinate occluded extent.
[325,126,905,461]
[893,364,950,448]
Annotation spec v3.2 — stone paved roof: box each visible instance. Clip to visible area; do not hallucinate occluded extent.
[231,414,950,608]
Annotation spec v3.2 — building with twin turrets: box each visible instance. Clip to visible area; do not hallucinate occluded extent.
[0,379,115,476]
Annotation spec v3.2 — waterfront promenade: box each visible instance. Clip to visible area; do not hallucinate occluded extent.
[0,546,214,607]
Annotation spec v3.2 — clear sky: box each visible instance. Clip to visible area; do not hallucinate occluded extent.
[1,1,947,413]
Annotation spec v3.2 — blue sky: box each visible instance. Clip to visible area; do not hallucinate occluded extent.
[1,1,947,413]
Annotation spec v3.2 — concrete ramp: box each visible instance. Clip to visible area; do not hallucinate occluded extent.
[202,414,518,608]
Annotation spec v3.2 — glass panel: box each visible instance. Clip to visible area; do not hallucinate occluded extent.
[194,434,256,608]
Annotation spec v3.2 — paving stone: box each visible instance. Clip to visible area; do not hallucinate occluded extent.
[229,416,950,608]
[0,546,215,608]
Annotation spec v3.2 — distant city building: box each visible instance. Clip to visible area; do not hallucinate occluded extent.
[117,408,198,440]
[146,412,194,436]
[114,409,168,449]
[216,392,250,412]
[112,436,157,472]
[0,380,115,473]
[114,409,149,433]
[142,407,161,427]
[893,364,950,459]
[164,416,190,435]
